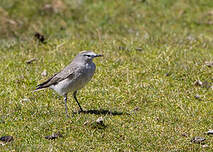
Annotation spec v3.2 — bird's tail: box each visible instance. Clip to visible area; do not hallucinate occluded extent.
[34,85,43,91]
[34,83,50,92]
[33,74,56,92]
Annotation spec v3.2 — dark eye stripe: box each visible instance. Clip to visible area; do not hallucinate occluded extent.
[84,54,91,57]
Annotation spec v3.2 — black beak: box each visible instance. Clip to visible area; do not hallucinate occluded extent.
[95,54,103,57]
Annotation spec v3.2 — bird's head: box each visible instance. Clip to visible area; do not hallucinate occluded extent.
[78,51,103,62]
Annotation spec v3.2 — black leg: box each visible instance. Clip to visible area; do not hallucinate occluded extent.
[64,94,69,117]
[73,91,83,112]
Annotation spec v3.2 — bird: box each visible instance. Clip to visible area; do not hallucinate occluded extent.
[35,51,103,117]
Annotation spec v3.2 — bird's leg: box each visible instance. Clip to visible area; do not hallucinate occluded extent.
[64,94,69,117]
[73,91,83,112]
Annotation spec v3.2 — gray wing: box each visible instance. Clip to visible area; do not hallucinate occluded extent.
[35,64,78,90]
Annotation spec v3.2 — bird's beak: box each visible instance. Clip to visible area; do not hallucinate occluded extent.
[95,54,103,57]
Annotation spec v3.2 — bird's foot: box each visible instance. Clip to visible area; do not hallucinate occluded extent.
[72,109,85,114]
[66,113,70,118]
[78,109,84,113]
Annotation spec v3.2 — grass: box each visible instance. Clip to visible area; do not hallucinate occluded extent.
[0,0,213,151]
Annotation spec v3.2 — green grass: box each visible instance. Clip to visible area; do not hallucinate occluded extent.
[0,0,213,151]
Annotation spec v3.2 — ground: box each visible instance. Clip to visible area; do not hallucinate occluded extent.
[0,0,213,151]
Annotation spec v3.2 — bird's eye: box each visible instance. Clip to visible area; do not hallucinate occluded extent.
[84,54,91,57]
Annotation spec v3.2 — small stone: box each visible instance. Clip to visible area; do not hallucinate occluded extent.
[206,130,213,135]
[202,144,208,148]
[202,81,212,89]
[194,80,212,89]
[181,133,188,137]
[133,107,140,111]
[0,136,14,142]
[207,10,213,16]
[84,120,89,125]
[42,0,66,14]
[135,48,143,51]
[45,132,62,140]
[91,117,106,129]
[43,4,52,11]
[41,70,47,77]
[96,117,104,124]
[118,46,127,51]
[191,136,206,144]
[194,80,202,86]
[155,117,160,121]
[20,98,30,103]
[34,32,45,43]
[0,142,6,146]
[205,61,213,67]
[194,94,201,100]
[7,19,17,25]
[26,58,37,64]
[186,35,195,41]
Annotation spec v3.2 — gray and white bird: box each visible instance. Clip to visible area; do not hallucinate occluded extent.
[35,51,103,116]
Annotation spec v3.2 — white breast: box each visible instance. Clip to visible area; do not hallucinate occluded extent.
[50,62,96,96]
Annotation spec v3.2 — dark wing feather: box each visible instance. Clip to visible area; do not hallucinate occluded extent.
[35,73,59,90]
[35,66,76,91]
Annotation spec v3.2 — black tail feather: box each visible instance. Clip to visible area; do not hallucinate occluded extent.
[34,85,48,91]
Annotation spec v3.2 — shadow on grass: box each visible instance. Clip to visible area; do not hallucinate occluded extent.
[72,109,129,115]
